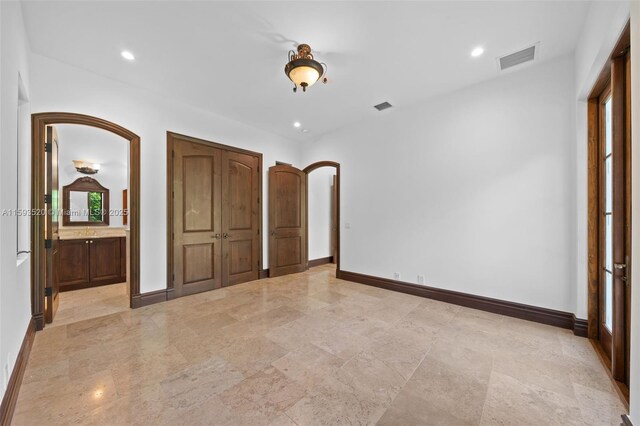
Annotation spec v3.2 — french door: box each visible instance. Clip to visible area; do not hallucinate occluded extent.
[596,52,631,386]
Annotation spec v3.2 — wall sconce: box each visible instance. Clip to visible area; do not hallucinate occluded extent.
[73,160,101,175]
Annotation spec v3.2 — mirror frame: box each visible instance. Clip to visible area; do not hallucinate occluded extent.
[62,176,110,226]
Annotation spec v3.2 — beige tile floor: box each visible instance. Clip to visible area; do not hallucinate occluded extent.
[50,283,130,328]
[14,264,626,425]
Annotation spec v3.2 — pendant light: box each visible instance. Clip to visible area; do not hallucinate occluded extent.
[285,44,328,93]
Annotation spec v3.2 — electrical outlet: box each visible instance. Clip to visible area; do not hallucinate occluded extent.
[394,272,401,280]
[417,275,425,284]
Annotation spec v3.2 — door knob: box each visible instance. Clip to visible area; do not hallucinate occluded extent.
[213,233,221,240]
[223,233,231,239]
[85,240,89,244]
[614,263,626,269]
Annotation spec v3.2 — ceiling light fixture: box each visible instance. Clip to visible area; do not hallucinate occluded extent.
[285,44,328,93]
[293,121,301,128]
[471,46,484,57]
[121,50,135,61]
[73,160,101,175]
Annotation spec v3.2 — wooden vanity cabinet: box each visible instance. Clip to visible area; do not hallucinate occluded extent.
[57,237,127,291]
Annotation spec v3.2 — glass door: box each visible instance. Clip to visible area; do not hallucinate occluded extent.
[599,89,613,356]
[597,53,630,386]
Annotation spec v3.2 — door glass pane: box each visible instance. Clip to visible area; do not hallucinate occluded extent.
[605,97,612,155]
[605,214,612,271]
[605,271,613,331]
[605,157,612,212]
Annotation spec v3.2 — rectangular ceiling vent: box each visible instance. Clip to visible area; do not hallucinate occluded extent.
[498,44,537,71]
[374,101,392,111]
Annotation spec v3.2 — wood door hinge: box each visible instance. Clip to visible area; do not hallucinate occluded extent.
[44,194,52,204]
[44,287,52,297]
[44,239,52,249]
[44,143,52,153]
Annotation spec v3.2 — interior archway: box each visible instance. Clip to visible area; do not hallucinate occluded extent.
[303,161,340,272]
[31,112,140,330]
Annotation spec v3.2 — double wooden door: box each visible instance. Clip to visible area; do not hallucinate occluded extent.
[170,134,260,297]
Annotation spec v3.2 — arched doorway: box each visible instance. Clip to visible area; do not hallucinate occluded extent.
[31,113,140,330]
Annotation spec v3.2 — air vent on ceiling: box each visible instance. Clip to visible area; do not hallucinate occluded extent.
[374,101,392,111]
[498,44,537,71]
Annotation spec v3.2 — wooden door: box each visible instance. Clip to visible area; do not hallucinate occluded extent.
[57,239,90,289]
[269,165,306,277]
[609,55,629,382]
[222,151,260,285]
[45,126,60,323]
[89,238,122,285]
[597,53,631,384]
[172,139,223,297]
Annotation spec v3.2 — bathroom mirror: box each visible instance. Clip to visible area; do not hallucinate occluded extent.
[62,177,110,226]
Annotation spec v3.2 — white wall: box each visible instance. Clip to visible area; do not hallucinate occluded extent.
[0,0,32,399]
[629,3,639,423]
[308,167,334,261]
[573,0,630,320]
[304,55,577,313]
[29,53,302,293]
[56,124,129,228]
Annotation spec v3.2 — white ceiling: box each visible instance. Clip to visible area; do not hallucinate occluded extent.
[22,1,590,141]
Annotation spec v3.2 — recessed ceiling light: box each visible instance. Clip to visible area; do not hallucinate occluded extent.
[293,122,301,128]
[471,47,484,58]
[121,50,135,61]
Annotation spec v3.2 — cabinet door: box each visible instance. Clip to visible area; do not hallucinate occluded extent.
[58,239,90,289]
[89,237,122,284]
[120,237,127,282]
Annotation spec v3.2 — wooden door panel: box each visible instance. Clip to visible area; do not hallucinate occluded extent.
[228,161,253,230]
[183,243,215,284]
[89,238,122,283]
[228,239,253,275]
[173,138,222,296]
[183,156,216,232]
[222,151,260,285]
[58,239,90,288]
[45,126,60,323]
[275,236,302,267]
[269,165,306,277]
[274,172,302,228]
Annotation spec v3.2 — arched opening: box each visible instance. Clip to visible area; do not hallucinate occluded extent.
[31,113,140,330]
[303,161,340,272]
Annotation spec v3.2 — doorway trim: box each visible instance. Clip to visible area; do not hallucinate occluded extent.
[31,112,140,330]
[303,161,341,271]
